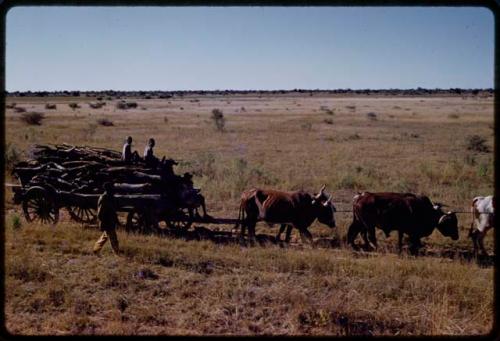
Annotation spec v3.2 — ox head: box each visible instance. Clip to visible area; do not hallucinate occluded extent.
[435,208,459,240]
[312,185,337,228]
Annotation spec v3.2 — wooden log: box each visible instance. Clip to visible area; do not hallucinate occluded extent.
[113,183,154,194]
[45,162,67,171]
[61,160,103,167]
[132,171,162,182]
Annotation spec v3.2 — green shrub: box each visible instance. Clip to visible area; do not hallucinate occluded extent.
[20,112,45,125]
[5,142,21,171]
[116,101,137,110]
[320,106,334,115]
[211,109,225,132]
[89,102,105,109]
[464,154,476,166]
[301,122,312,131]
[68,103,80,110]
[466,135,490,153]
[337,174,359,189]
[14,107,26,113]
[11,214,22,230]
[96,118,114,126]
[478,163,489,178]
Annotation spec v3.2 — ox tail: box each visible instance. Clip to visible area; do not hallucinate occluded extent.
[469,198,478,237]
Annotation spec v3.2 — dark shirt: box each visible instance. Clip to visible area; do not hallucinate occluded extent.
[144,146,154,160]
[97,192,118,230]
[144,146,157,167]
[122,143,132,162]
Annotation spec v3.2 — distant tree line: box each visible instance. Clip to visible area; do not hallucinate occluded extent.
[5,88,494,98]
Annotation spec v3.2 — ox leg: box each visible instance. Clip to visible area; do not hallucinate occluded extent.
[398,231,404,254]
[409,237,421,256]
[469,229,479,258]
[366,226,378,250]
[276,224,287,242]
[361,230,371,250]
[199,196,209,218]
[239,222,247,245]
[298,227,313,245]
[247,222,257,246]
[473,231,480,258]
[285,225,293,243]
[347,220,362,249]
[478,229,490,257]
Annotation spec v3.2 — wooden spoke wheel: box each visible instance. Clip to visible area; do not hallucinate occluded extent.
[126,210,150,234]
[67,205,97,224]
[22,187,59,224]
[166,208,193,231]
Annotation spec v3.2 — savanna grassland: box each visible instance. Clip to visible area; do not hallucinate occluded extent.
[3,92,495,335]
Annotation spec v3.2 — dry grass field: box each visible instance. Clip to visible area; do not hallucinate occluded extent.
[3,92,495,335]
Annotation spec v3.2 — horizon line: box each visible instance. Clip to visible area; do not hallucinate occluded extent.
[6,87,494,93]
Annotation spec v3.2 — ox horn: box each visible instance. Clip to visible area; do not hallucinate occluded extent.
[435,202,448,209]
[315,184,326,199]
[323,194,333,206]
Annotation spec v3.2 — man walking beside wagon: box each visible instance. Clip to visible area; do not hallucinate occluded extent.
[93,182,120,256]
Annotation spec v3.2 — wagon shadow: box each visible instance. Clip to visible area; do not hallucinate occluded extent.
[156,225,288,247]
[155,225,343,248]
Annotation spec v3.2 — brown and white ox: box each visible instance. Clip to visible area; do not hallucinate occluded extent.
[235,185,336,245]
[469,195,495,257]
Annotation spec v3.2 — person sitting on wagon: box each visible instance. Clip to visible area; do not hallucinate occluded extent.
[93,182,120,256]
[122,136,140,163]
[144,138,159,168]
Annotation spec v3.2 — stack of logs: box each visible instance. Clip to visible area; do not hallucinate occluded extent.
[12,143,184,195]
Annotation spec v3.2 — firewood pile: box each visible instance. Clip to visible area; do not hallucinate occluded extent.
[12,143,184,195]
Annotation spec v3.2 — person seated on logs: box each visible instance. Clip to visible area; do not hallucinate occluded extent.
[122,136,140,163]
[180,172,213,221]
[143,138,159,168]
[93,182,120,256]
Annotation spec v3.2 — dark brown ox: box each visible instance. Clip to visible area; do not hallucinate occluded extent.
[347,192,458,255]
[235,185,336,245]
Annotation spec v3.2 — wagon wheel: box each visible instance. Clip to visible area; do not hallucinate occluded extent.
[166,208,193,231]
[22,187,59,224]
[125,210,149,234]
[67,205,97,224]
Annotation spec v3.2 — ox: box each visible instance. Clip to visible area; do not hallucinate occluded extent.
[347,192,458,255]
[235,185,336,245]
[469,195,495,257]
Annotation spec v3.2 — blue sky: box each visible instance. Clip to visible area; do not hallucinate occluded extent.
[6,6,494,91]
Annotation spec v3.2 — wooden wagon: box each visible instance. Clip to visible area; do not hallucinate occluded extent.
[10,182,208,232]
[9,144,220,234]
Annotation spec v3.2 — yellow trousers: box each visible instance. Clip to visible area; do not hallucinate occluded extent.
[93,229,120,255]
